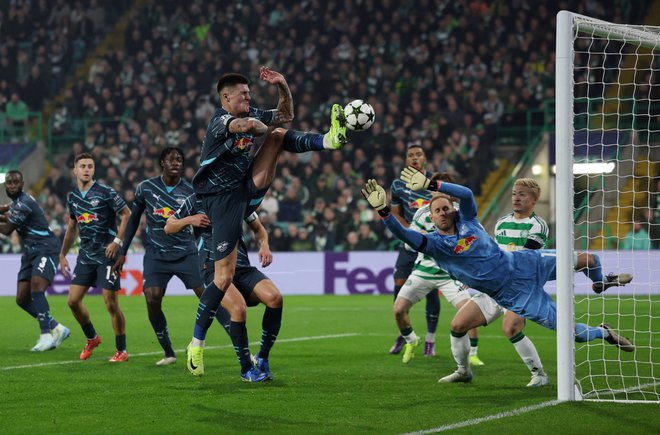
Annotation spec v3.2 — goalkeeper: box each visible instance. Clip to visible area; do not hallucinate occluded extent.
[361,167,634,383]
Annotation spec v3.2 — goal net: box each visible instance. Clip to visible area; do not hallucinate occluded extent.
[556,11,660,402]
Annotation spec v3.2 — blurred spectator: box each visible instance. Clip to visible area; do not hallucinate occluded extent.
[621,219,651,250]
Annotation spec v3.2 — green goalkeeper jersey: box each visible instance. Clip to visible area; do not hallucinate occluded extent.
[494,212,549,252]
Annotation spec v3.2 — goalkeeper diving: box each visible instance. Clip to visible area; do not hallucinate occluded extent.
[361,167,634,383]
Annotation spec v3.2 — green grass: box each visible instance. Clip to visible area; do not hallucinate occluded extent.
[0,295,658,434]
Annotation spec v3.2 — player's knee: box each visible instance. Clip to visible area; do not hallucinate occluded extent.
[450,317,469,334]
[269,128,287,145]
[144,291,162,308]
[266,291,283,309]
[67,297,80,310]
[105,300,119,314]
[230,303,247,322]
[502,323,519,339]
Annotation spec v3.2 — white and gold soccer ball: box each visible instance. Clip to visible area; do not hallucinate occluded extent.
[343,99,375,131]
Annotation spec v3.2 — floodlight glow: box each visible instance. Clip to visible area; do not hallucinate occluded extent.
[573,162,616,174]
[532,164,543,176]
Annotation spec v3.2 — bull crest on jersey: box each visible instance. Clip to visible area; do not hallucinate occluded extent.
[233,137,252,151]
[76,212,98,224]
[453,235,477,254]
[153,207,175,219]
[409,198,429,209]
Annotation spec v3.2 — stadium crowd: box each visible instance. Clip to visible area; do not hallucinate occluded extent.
[0,0,656,253]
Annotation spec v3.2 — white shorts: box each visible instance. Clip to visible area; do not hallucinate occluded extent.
[470,292,506,325]
[398,272,471,308]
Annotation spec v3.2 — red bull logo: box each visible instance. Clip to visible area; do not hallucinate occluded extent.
[233,137,252,151]
[76,212,98,224]
[453,235,477,254]
[409,198,430,209]
[153,207,175,219]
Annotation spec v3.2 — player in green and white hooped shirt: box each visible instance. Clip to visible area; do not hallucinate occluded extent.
[492,178,549,387]
[394,187,481,364]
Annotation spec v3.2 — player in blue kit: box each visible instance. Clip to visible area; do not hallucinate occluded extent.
[361,167,634,383]
[0,170,70,351]
[191,67,345,333]
[60,153,132,362]
[113,147,203,366]
[165,194,282,382]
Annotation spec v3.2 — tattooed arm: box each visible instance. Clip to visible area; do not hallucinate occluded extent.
[260,66,294,124]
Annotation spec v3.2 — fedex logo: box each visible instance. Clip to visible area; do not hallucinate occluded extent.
[324,253,393,294]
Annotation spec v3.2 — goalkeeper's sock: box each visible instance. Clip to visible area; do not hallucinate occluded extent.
[425,291,440,334]
[450,330,470,370]
[510,332,544,374]
[574,323,604,342]
[583,254,604,283]
[193,283,224,341]
[282,130,324,152]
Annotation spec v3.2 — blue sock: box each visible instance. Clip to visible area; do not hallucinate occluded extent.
[215,306,231,336]
[229,321,252,373]
[282,130,324,152]
[115,334,126,352]
[82,322,97,340]
[149,311,174,357]
[194,283,224,340]
[425,291,440,334]
[49,316,59,329]
[583,254,604,283]
[258,307,282,360]
[31,291,52,334]
[574,323,604,342]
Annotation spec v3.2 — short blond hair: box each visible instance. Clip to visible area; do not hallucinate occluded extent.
[514,178,541,199]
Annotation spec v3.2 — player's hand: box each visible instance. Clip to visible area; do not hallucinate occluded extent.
[360,179,388,211]
[60,255,71,279]
[189,214,210,228]
[258,244,273,268]
[112,255,125,275]
[105,241,120,259]
[260,66,286,85]
[401,166,431,191]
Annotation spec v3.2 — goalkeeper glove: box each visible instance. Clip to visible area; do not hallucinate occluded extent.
[400,166,438,191]
[360,179,390,217]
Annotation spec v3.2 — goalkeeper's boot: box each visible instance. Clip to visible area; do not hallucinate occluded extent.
[402,337,420,364]
[600,323,635,352]
[186,342,205,376]
[241,366,269,383]
[424,341,436,357]
[31,334,56,352]
[80,335,101,360]
[251,354,272,380]
[527,371,550,387]
[51,324,70,348]
[438,369,473,383]
[323,104,347,149]
[592,273,633,294]
[469,355,485,366]
[109,350,129,363]
[389,335,405,354]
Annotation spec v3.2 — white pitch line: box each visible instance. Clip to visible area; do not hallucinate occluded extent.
[400,400,561,434]
[0,333,359,371]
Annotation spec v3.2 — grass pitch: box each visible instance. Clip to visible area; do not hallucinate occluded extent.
[0,295,658,434]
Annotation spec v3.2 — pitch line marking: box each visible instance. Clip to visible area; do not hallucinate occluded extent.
[400,400,561,434]
[0,333,359,371]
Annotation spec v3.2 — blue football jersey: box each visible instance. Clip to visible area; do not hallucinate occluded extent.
[390,172,433,223]
[173,194,253,269]
[192,106,275,195]
[7,192,61,254]
[125,176,196,260]
[67,181,127,265]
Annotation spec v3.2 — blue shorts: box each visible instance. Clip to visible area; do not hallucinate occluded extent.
[143,254,202,290]
[201,261,266,307]
[17,251,59,283]
[71,259,120,291]
[492,249,557,330]
[394,247,417,280]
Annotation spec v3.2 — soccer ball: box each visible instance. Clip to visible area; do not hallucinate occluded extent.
[343,99,375,131]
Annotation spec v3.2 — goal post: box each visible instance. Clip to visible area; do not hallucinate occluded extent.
[555,11,660,403]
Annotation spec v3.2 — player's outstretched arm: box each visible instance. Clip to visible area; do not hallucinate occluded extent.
[260,66,294,124]
[361,179,428,252]
[228,117,269,137]
[164,214,210,235]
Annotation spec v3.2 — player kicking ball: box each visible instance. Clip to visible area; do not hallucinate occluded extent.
[165,195,283,382]
[0,170,70,351]
[361,168,634,384]
[60,153,132,362]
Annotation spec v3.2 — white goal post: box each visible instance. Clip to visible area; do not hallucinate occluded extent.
[556,11,660,402]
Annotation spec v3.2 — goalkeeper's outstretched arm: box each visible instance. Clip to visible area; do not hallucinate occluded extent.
[361,179,428,253]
